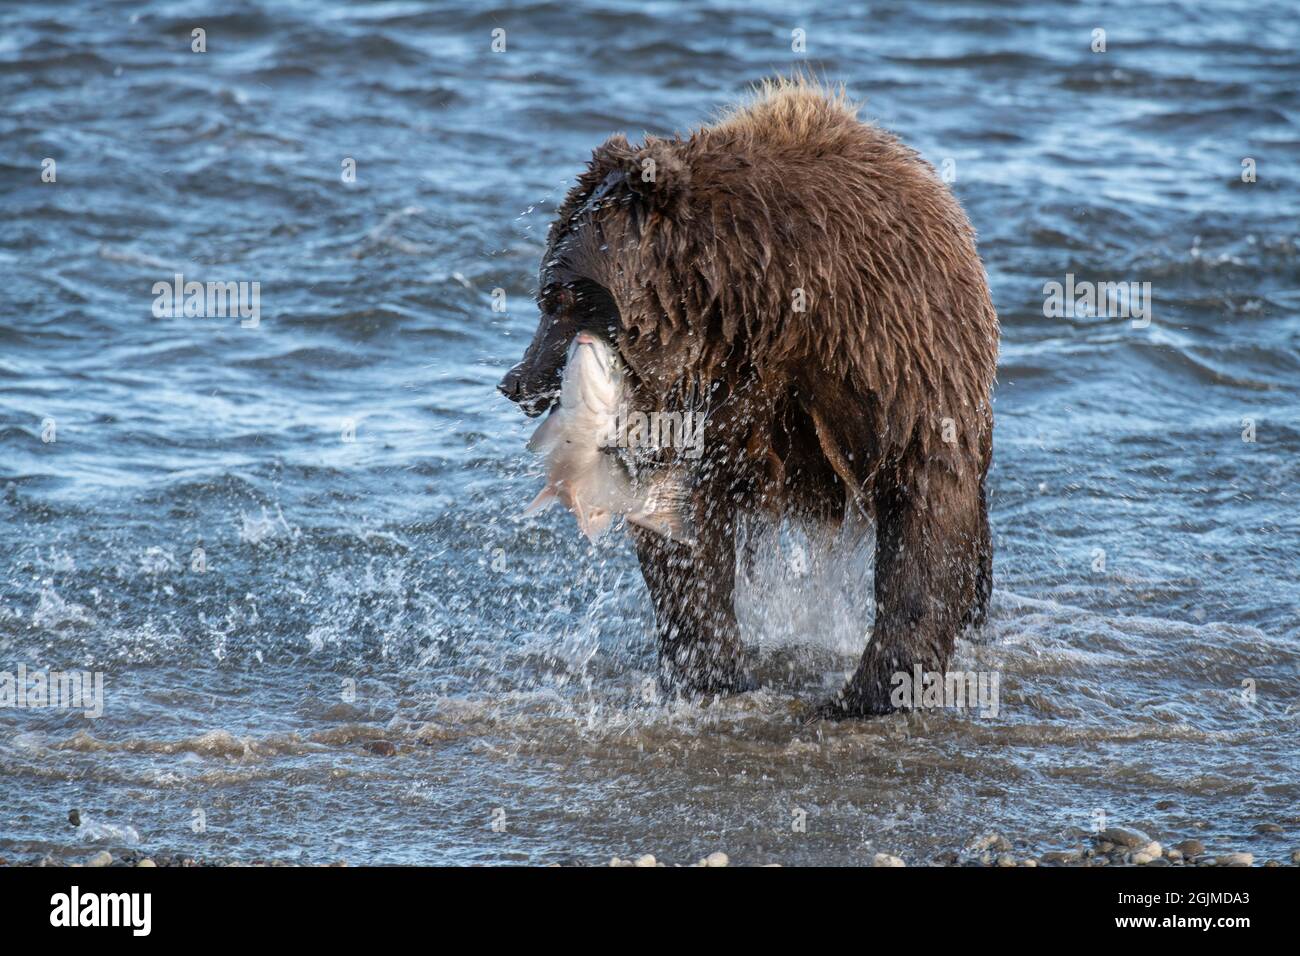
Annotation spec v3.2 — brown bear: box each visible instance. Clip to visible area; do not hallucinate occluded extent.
[499,78,998,717]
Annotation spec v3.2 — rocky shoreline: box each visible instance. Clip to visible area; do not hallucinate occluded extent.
[610,831,1300,867]
[934,826,1299,869]
[7,825,1298,868]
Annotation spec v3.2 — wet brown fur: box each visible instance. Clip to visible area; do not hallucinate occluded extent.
[504,78,998,715]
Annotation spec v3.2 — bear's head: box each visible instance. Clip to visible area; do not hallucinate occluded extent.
[498,132,722,420]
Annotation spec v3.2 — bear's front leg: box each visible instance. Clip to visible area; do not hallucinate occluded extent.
[821,470,988,719]
[630,500,752,698]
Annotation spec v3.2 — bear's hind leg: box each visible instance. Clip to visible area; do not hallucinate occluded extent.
[821,468,986,719]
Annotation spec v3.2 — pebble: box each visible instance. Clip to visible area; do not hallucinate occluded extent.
[136,858,156,867]
[364,740,396,756]
[1174,839,1206,857]
[968,833,1011,854]
[1099,826,1151,849]
[1041,849,1083,864]
[1292,850,1300,865]
[996,854,1016,867]
[87,851,113,868]
[68,809,81,828]
[634,854,656,868]
[1216,852,1253,867]
[1021,859,1038,867]
[1166,849,1183,863]
[1253,823,1283,834]
[871,853,905,867]
[704,852,729,868]
[1131,850,1157,865]
[1141,841,1163,858]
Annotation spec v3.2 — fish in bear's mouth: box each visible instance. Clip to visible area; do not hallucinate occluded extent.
[521,331,695,545]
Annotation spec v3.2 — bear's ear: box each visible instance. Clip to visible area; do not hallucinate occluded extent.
[625,137,691,215]
[592,135,691,216]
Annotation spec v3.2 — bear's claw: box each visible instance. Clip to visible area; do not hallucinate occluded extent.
[809,684,900,722]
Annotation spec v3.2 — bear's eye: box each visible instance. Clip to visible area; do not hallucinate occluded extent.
[540,285,575,314]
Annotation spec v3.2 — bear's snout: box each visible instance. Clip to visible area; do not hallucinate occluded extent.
[497,361,556,417]
[497,363,524,402]
[498,338,568,416]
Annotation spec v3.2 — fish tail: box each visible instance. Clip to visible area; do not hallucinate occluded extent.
[628,470,696,545]
[524,485,557,515]
[626,509,695,545]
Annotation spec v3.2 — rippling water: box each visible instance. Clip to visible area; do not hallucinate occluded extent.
[1,1,1298,866]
